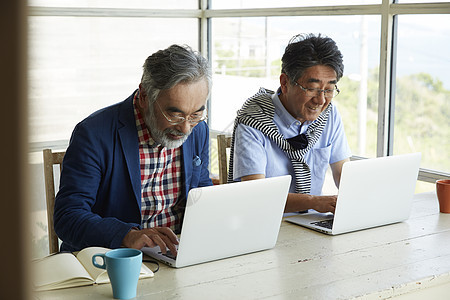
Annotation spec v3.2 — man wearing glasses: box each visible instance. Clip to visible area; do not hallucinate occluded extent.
[54,45,211,255]
[229,34,351,214]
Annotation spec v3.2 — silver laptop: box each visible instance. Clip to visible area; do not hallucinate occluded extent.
[142,175,291,268]
[285,153,421,235]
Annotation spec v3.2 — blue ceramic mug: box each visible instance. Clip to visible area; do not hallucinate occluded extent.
[92,248,142,299]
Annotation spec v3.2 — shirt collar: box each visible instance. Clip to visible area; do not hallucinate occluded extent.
[133,90,158,147]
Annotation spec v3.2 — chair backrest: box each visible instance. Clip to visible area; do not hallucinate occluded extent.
[217,134,232,184]
[42,149,65,254]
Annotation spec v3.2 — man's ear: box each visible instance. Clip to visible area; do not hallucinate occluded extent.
[137,84,148,110]
[280,73,289,95]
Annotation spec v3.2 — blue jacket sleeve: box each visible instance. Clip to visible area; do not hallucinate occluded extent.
[54,103,140,252]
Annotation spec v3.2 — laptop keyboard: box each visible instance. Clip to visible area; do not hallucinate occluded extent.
[162,251,176,260]
[311,219,334,229]
[158,247,178,260]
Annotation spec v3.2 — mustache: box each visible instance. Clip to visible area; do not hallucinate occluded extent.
[165,128,188,137]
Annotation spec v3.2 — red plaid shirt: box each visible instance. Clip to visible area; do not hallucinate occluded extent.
[133,92,183,232]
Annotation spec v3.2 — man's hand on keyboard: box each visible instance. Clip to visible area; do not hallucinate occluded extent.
[311,195,337,213]
[122,227,179,256]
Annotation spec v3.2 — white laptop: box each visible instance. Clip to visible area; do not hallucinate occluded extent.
[285,153,421,235]
[141,175,291,268]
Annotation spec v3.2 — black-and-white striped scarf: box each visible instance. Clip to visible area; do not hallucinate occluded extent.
[227,87,332,194]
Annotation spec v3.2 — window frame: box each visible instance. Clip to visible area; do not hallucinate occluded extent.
[28,0,450,182]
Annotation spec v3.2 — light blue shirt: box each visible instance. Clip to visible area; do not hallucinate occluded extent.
[233,91,351,195]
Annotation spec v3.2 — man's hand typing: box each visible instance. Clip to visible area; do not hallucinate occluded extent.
[122,227,179,256]
[311,195,337,214]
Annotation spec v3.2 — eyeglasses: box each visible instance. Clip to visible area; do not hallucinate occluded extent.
[293,82,340,99]
[155,100,207,125]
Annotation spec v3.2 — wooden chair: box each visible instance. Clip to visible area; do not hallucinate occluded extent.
[217,134,232,184]
[42,149,65,254]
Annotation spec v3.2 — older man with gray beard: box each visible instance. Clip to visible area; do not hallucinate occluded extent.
[54,45,212,256]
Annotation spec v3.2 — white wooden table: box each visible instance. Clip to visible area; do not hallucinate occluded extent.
[34,192,450,299]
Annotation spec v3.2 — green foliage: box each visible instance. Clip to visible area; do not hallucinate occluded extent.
[271,59,281,77]
[332,76,359,152]
[410,73,446,93]
[214,42,282,78]
[393,73,450,172]
[367,67,380,110]
[336,69,449,171]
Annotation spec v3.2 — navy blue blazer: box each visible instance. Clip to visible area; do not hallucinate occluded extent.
[54,91,212,252]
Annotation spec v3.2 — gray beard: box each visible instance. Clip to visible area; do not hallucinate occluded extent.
[144,107,191,149]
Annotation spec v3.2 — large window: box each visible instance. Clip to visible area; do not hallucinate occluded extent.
[393,14,450,174]
[29,16,198,144]
[28,1,450,258]
[210,16,381,159]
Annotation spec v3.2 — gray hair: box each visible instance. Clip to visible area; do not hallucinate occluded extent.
[281,33,344,84]
[141,44,211,104]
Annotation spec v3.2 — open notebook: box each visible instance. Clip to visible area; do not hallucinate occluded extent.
[142,175,291,268]
[33,247,153,291]
[285,153,421,235]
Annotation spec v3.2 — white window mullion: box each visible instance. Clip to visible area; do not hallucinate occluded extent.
[376,0,395,157]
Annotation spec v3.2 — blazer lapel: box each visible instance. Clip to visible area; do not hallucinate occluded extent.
[118,95,141,208]
[182,138,193,200]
